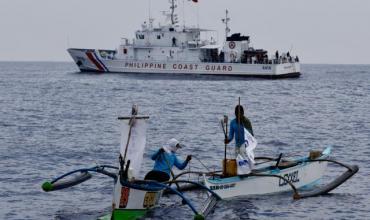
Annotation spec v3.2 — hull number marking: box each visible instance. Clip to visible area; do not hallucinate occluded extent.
[279,170,300,187]
[210,183,236,191]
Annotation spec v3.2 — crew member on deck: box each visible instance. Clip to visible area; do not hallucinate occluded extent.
[225,105,254,158]
[144,138,192,182]
[172,37,177,47]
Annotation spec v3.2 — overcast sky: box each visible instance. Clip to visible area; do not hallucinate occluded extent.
[0,0,369,64]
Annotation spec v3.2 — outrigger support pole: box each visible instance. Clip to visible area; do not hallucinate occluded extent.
[166,180,222,201]
[245,158,359,200]
[173,170,223,181]
[298,159,359,199]
[41,165,118,192]
[164,170,223,194]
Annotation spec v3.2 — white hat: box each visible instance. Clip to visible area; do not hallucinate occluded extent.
[163,138,183,153]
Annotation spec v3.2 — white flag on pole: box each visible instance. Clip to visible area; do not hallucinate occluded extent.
[244,128,257,167]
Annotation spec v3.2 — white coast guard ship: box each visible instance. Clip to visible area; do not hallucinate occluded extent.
[68,0,300,78]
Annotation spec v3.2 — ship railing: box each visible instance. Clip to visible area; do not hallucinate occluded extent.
[97,50,116,60]
[237,59,298,65]
[121,38,130,46]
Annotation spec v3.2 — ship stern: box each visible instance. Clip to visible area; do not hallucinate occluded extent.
[273,62,301,78]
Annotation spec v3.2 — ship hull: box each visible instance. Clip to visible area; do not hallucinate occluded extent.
[68,48,301,79]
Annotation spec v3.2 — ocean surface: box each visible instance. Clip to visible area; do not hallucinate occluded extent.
[0,62,369,220]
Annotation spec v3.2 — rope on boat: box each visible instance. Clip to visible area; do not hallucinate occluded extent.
[163,170,222,194]
[193,155,213,173]
[119,179,221,219]
[163,155,217,191]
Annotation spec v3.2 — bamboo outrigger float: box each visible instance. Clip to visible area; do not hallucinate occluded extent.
[41,106,359,219]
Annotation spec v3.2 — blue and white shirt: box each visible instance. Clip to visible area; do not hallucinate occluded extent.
[151,149,188,175]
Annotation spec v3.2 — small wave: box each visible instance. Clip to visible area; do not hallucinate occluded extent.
[0,122,15,127]
[260,140,289,147]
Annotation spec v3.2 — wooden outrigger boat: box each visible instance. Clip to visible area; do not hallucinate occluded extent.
[198,110,359,200]
[203,147,359,199]
[42,106,221,220]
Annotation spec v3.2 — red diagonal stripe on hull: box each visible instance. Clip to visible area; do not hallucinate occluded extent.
[86,51,105,72]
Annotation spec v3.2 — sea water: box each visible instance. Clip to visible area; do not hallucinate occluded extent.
[0,62,369,219]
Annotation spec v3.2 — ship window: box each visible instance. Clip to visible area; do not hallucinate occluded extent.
[157,35,161,39]
[138,34,145,39]
[123,48,127,54]
[169,28,174,32]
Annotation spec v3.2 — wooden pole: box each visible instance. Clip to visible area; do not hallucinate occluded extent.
[122,105,138,163]
[237,97,241,149]
[223,115,228,176]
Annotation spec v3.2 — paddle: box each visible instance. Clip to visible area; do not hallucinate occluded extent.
[160,150,188,205]
[221,115,228,176]
[161,151,180,184]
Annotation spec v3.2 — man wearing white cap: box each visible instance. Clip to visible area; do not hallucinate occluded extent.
[144,138,192,182]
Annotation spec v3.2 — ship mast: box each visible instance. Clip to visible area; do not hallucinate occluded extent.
[161,0,179,26]
[222,9,231,40]
[148,0,154,29]
[170,0,178,25]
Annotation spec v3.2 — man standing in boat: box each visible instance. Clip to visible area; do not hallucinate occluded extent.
[225,105,254,158]
[145,138,192,182]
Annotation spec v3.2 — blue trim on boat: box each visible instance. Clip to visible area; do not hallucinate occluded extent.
[322,147,332,156]
[299,178,322,190]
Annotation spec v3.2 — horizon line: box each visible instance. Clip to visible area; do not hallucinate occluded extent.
[0,60,370,66]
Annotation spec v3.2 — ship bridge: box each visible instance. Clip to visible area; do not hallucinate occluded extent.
[116,21,217,62]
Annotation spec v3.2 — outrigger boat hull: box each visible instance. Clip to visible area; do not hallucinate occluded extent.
[205,148,332,199]
[110,186,162,219]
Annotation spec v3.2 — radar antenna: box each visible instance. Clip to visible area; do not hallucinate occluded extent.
[170,0,179,25]
[162,0,179,25]
[221,9,231,40]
